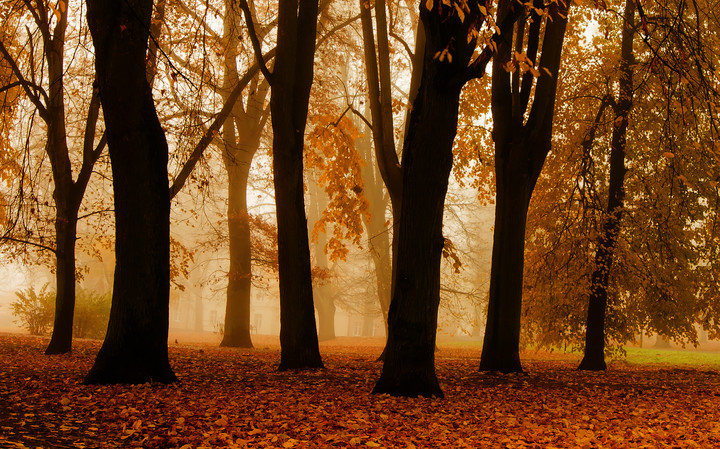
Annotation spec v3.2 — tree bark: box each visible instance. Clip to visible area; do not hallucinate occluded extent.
[271,0,323,370]
[372,0,490,397]
[579,0,635,371]
[480,0,569,372]
[84,0,176,384]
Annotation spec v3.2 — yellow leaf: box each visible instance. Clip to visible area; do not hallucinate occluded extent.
[663,151,675,159]
[454,3,465,21]
[366,442,381,447]
[425,0,433,10]
[283,439,298,448]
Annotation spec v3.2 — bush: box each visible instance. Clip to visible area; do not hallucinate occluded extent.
[73,289,111,339]
[10,285,111,339]
[11,284,55,336]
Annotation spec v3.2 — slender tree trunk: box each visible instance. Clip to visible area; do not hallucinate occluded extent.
[271,0,323,370]
[357,130,392,327]
[84,0,176,384]
[221,159,254,347]
[579,0,635,371]
[45,211,78,354]
[305,171,337,342]
[42,9,76,355]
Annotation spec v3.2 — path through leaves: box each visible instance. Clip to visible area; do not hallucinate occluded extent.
[1,334,720,447]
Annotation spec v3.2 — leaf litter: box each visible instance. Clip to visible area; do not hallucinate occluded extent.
[1,334,720,448]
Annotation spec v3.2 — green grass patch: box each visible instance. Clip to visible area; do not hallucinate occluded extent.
[618,346,720,368]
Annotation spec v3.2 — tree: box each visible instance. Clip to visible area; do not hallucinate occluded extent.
[479,0,570,373]
[218,0,270,348]
[521,0,720,357]
[578,0,635,371]
[373,0,520,397]
[243,0,324,369]
[83,0,177,384]
[0,0,106,354]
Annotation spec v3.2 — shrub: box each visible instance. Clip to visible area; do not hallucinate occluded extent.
[73,289,111,339]
[10,285,111,339]
[11,284,55,336]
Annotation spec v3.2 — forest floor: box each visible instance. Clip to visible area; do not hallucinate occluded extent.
[2,334,720,448]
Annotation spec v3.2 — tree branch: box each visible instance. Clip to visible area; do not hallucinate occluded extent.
[237,0,273,84]
[169,49,277,199]
[0,40,49,119]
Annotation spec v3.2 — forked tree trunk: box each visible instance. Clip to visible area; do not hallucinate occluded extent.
[371,79,460,397]
[373,0,483,394]
[579,0,635,371]
[218,1,269,348]
[479,0,569,373]
[39,7,104,355]
[84,0,176,384]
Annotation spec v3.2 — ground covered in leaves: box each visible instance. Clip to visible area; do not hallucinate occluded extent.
[2,334,720,448]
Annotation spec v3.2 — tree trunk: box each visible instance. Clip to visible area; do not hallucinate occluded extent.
[220,157,254,347]
[84,0,176,384]
[315,287,336,341]
[218,1,269,348]
[479,0,569,373]
[45,212,78,354]
[578,0,635,371]
[372,0,481,393]
[479,141,533,372]
[271,0,323,370]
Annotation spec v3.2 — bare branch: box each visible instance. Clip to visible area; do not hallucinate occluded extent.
[237,0,273,84]
[169,48,277,199]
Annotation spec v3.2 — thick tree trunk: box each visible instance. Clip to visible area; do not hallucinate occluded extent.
[84,0,176,384]
[372,16,467,394]
[272,0,323,370]
[479,0,568,373]
[578,0,635,371]
[479,143,533,372]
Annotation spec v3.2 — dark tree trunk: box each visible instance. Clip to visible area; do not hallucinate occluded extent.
[84,0,176,384]
[45,213,78,354]
[271,0,323,370]
[371,80,459,397]
[43,47,78,354]
[579,0,635,371]
[372,0,490,397]
[41,9,103,355]
[479,0,569,373]
[479,144,533,372]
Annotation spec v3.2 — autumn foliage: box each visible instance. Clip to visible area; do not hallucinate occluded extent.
[2,334,720,448]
